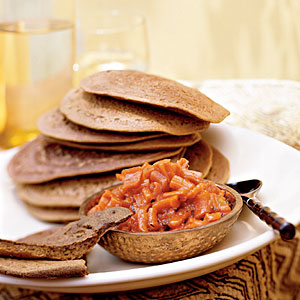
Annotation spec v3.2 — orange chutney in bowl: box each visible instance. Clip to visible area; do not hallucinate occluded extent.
[87,158,232,233]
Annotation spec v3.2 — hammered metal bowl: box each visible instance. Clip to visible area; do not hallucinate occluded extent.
[80,182,243,263]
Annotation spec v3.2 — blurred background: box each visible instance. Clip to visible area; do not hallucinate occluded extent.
[77,0,300,81]
[1,0,300,148]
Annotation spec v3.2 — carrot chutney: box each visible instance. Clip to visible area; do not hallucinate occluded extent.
[88,158,232,232]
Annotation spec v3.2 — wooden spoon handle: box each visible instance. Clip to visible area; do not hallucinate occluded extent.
[242,196,296,240]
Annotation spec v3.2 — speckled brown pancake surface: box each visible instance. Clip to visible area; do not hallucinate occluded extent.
[59,88,210,135]
[16,173,119,208]
[7,136,183,184]
[38,107,166,143]
[80,70,229,123]
[0,207,132,260]
[23,205,79,223]
[205,146,230,184]
[184,140,213,177]
[0,258,87,279]
[44,133,201,151]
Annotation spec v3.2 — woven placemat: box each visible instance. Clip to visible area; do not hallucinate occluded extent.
[1,79,300,299]
[197,79,300,150]
[0,230,299,299]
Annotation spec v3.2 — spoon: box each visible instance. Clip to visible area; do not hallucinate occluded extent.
[227,179,296,240]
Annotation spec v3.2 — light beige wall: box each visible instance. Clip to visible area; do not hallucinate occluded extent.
[76,0,300,81]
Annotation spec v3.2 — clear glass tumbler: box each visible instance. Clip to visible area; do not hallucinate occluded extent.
[73,9,149,86]
[0,0,75,149]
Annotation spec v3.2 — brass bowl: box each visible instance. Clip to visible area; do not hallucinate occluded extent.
[80,182,243,263]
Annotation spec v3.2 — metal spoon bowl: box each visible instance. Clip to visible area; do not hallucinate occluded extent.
[226,179,262,198]
[227,179,296,240]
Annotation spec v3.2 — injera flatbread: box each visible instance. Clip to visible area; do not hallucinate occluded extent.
[38,107,166,143]
[171,147,187,162]
[184,140,213,177]
[0,228,87,279]
[7,135,183,184]
[0,258,87,279]
[205,146,230,184]
[24,204,79,223]
[43,133,201,151]
[16,173,120,208]
[59,88,210,135]
[80,70,230,123]
[0,207,132,260]
[17,227,61,242]
[0,228,87,278]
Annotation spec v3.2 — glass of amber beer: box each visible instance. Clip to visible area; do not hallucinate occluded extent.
[0,0,75,149]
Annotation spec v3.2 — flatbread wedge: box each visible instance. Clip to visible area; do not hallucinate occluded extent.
[0,207,132,260]
[0,228,88,279]
[0,258,88,279]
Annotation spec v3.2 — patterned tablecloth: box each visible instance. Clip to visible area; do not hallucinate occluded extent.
[0,79,299,300]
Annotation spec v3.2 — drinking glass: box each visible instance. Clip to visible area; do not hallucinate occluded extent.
[0,0,75,149]
[73,9,149,86]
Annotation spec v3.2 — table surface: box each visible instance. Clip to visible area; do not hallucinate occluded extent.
[1,79,300,300]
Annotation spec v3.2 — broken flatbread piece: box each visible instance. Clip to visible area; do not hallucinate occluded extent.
[80,70,229,123]
[0,207,132,260]
[0,257,87,279]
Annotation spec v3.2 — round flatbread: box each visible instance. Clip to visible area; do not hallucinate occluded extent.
[80,70,229,123]
[16,173,119,208]
[24,204,79,223]
[7,135,183,184]
[38,107,166,143]
[170,147,187,162]
[205,146,230,184]
[184,140,213,177]
[44,133,201,152]
[59,88,210,136]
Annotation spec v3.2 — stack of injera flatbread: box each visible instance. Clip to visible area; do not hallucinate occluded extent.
[7,70,230,223]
